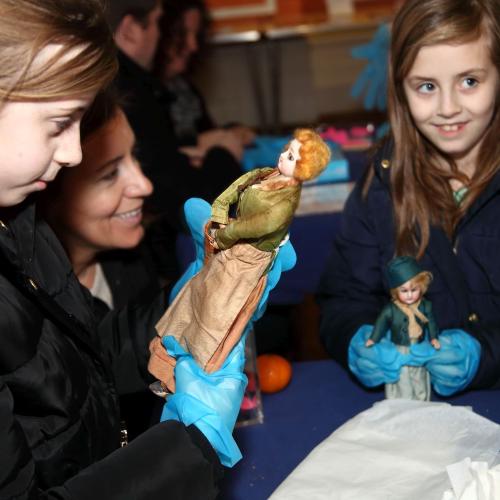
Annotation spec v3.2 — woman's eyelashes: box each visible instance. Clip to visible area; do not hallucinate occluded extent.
[97,161,120,182]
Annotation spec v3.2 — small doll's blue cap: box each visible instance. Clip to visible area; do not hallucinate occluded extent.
[386,256,424,289]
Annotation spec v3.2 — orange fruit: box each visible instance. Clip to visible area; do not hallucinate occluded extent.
[256,354,292,393]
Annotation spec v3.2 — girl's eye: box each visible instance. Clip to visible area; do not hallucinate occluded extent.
[52,118,72,136]
[288,153,294,161]
[417,82,435,94]
[462,77,478,89]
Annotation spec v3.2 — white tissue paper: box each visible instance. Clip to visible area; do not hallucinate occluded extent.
[270,399,500,500]
[442,458,500,500]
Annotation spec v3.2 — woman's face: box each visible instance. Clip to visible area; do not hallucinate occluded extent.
[403,36,499,171]
[53,109,153,255]
[278,139,301,177]
[396,279,422,305]
[164,8,201,79]
[0,96,92,206]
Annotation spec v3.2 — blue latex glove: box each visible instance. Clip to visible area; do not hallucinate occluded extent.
[413,329,481,396]
[161,334,248,467]
[350,23,390,111]
[348,325,407,387]
[169,198,210,301]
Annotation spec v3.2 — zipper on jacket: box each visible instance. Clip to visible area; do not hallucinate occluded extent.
[452,234,460,255]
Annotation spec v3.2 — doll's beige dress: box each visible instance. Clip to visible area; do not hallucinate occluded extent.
[149,168,301,392]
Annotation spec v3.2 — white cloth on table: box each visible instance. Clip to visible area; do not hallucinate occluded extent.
[270,399,500,500]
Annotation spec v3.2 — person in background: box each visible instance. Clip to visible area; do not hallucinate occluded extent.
[107,0,243,232]
[0,0,245,497]
[318,0,500,397]
[154,0,255,166]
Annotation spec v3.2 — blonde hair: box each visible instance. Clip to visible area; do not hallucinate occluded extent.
[389,271,433,300]
[292,128,331,182]
[0,0,117,102]
[385,0,500,258]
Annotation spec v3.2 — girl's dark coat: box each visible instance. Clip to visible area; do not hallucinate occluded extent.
[0,201,222,499]
[318,140,500,390]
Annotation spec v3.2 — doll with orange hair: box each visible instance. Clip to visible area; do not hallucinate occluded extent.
[150,128,330,392]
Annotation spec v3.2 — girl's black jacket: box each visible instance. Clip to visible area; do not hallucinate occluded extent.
[0,200,222,499]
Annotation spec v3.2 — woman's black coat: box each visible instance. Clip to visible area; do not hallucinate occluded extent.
[0,201,222,499]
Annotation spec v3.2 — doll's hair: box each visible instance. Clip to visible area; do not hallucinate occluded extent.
[292,128,331,182]
[389,271,433,300]
[0,0,117,103]
[384,0,500,258]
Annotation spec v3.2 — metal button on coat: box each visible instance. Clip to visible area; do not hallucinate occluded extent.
[468,313,479,322]
[381,159,390,169]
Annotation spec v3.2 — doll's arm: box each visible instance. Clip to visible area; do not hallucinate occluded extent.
[422,299,440,349]
[211,168,273,225]
[215,195,296,250]
[426,301,439,337]
[368,305,392,345]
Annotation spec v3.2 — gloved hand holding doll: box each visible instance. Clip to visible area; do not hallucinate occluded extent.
[350,256,440,401]
[148,129,330,465]
[149,128,330,393]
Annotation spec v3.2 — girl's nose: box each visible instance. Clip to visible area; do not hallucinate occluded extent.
[54,123,82,168]
[438,88,461,118]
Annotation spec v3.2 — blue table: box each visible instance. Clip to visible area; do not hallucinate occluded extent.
[218,360,500,500]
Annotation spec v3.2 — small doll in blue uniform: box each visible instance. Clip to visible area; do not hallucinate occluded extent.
[365,256,440,401]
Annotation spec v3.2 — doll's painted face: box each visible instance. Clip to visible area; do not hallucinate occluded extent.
[278,139,301,177]
[396,279,422,305]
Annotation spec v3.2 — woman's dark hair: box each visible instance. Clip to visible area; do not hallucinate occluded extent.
[80,86,120,141]
[154,0,210,78]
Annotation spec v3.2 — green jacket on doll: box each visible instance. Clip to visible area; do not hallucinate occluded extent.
[211,167,301,252]
[369,298,439,346]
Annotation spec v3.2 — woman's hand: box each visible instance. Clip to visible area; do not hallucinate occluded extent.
[160,335,247,467]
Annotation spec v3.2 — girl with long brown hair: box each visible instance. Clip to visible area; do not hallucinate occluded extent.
[319,0,500,396]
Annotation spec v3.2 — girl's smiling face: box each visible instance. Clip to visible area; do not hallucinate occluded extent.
[0,96,92,206]
[403,36,499,172]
